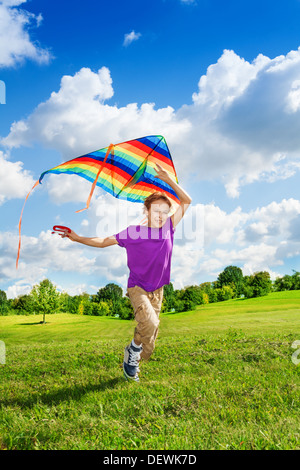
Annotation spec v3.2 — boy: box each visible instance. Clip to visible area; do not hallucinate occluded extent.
[61,163,192,381]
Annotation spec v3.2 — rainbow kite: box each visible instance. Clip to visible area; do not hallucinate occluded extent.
[17,135,180,268]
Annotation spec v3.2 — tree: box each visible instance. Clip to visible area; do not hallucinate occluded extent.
[115,297,134,320]
[216,266,244,297]
[180,285,208,311]
[291,271,300,290]
[0,290,8,315]
[208,289,219,303]
[172,298,185,313]
[199,282,213,294]
[273,271,300,291]
[11,294,34,314]
[211,286,234,302]
[78,299,111,316]
[96,301,112,316]
[161,282,176,313]
[243,271,272,298]
[31,279,61,323]
[60,292,89,313]
[273,275,293,291]
[219,285,234,301]
[95,283,123,314]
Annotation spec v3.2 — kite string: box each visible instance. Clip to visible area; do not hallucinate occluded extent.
[75,143,114,213]
[16,179,40,269]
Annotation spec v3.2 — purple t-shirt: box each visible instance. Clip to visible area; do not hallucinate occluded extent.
[114,217,175,292]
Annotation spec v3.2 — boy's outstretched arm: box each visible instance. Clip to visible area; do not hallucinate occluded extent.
[60,229,118,247]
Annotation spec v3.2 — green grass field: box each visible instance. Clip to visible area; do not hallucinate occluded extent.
[0,290,299,450]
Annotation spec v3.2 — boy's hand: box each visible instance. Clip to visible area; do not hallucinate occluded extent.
[52,226,78,242]
[154,163,172,184]
[60,229,79,242]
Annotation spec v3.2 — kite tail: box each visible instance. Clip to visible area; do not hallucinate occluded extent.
[75,143,114,213]
[16,179,40,269]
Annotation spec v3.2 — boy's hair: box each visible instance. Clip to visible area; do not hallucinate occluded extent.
[143,192,172,212]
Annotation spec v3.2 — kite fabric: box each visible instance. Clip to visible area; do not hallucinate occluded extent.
[16,135,180,268]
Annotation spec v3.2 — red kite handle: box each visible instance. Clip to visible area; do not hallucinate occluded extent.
[51,225,71,235]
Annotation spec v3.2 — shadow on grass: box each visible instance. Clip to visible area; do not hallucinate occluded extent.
[0,376,125,409]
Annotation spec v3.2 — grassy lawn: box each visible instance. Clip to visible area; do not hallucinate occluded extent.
[0,291,299,450]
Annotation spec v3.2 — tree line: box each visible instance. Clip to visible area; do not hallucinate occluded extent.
[0,267,299,321]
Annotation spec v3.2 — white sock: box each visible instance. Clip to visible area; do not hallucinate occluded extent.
[131,339,142,349]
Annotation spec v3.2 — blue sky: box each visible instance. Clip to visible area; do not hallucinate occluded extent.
[1,0,300,298]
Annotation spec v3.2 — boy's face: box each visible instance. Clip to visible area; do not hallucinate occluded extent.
[146,199,170,228]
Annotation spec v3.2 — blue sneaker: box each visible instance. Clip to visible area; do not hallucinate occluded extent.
[123,342,142,382]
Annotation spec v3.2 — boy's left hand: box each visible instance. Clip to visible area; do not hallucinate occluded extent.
[154,163,172,183]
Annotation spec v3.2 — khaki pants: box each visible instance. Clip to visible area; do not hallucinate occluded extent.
[126,285,164,360]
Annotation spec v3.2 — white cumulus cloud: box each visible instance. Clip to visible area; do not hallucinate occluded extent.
[0,151,36,204]
[0,0,51,68]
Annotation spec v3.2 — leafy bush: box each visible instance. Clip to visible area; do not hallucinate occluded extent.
[10,295,34,315]
[182,299,197,312]
[243,271,272,298]
[273,271,300,291]
[216,265,244,297]
[172,298,186,313]
[78,299,110,316]
[211,286,235,302]
[114,298,134,320]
